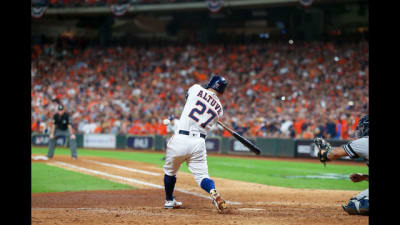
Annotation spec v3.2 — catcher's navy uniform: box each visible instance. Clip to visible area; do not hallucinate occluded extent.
[341,115,369,215]
[314,115,369,215]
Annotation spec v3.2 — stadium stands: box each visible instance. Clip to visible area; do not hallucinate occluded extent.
[31,39,368,140]
[45,0,203,8]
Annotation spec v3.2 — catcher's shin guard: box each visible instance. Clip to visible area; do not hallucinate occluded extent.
[342,197,369,216]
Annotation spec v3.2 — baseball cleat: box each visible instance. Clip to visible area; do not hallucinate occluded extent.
[210,189,227,213]
[164,198,182,209]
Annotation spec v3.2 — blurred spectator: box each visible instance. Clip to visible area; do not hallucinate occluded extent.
[325,116,337,139]
[280,116,293,137]
[46,0,204,8]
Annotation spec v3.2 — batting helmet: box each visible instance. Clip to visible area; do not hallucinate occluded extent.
[356,115,369,138]
[205,75,228,94]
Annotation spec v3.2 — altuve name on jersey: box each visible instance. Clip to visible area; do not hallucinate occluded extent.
[196,90,222,115]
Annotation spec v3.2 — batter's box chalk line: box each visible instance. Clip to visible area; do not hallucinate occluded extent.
[238,208,266,211]
[52,161,243,205]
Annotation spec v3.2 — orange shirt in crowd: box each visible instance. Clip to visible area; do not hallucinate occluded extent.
[128,122,142,135]
[143,122,156,135]
[32,121,38,132]
[94,126,102,134]
[157,123,167,135]
[222,129,232,137]
[303,131,313,139]
[352,116,360,131]
[250,124,261,137]
[341,120,349,140]
[293,119,304,135]
[154,66,162,74]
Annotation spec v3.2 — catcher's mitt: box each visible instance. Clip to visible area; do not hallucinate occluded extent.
[313,138,332,165]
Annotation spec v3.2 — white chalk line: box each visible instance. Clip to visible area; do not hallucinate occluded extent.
[41,161,340,208]
[32,207,175,216]
[238,208,266,211]
[252,201,341,207]
[54,161,163,188]
[51,161,242,205]
[82,159,160,176]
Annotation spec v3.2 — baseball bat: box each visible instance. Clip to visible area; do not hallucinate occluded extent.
[217,121,261,155]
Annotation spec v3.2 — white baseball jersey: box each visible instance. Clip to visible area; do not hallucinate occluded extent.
[163,84,223,186]
[176,84,223,136]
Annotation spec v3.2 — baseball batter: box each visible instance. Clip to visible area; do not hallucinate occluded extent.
[163,75,228,213]
[314,115,369,215]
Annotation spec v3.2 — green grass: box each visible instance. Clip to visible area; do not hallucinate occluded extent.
[206,157,368,190]
[32,162,134,193]
[32,147,368,191]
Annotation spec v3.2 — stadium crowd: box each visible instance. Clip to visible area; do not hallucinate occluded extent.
[31,39,368,140]
[44,0,198,8]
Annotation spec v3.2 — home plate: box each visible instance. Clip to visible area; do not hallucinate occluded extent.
[238,208,265,211]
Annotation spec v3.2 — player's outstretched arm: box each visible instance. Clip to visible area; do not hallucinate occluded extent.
[326,147,348,161]
[349,173,369,182]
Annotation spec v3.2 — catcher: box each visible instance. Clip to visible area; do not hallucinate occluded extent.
[313,115,369,216]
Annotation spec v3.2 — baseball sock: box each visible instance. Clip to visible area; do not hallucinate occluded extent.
[164,174,176,201]
[200,178,216,193]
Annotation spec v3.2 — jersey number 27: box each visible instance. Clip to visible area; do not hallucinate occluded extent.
[188,100,217,128]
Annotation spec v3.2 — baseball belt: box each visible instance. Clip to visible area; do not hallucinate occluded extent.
[178,130,206,139]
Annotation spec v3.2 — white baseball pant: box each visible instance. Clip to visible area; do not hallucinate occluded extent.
[163,134,210,186]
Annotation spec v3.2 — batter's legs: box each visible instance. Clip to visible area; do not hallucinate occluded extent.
[163,174,182,208]
[200,178,227,212]
[164,174,176,201]
[200,178,215,192]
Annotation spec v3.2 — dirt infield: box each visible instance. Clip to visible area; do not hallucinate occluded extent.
[32,155,368,225]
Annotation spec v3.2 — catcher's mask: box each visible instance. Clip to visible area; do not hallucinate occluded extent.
[205,75,228,95]
[356,115,369,138]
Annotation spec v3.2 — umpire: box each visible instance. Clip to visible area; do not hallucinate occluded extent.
[47,104,78,160]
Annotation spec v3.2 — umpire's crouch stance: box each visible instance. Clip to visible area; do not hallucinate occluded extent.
[47,104,78,159]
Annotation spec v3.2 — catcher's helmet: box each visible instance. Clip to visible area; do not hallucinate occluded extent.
[205,75,228,94]
[356,115,369,138]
